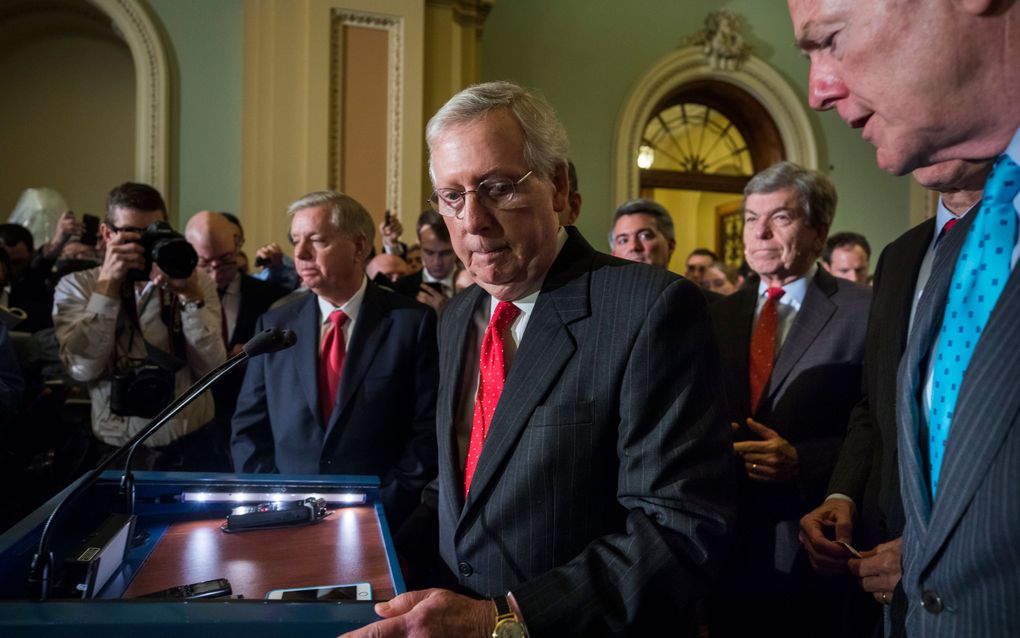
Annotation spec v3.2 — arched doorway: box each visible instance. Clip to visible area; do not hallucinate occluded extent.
[614,45,818,273]
[0,0,170,215]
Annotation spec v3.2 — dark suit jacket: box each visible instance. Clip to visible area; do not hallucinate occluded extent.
[429,228,733,636]
[897,203,1020,637]
[212,275,287,440]
[828,220,934,549]
[231,282,439,528]
[710,267,871,586]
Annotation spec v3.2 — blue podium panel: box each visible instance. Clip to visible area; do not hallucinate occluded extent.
[0,472,404,636]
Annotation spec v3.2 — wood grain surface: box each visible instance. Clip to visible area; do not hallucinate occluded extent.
[122,506,395,600]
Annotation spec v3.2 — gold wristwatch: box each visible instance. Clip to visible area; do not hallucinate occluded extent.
[492,595,528,638]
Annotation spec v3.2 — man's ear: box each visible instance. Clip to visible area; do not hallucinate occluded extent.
[550,161,569,214]
[352,234,369,261]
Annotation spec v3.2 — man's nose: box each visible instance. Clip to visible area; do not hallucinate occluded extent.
[807,60,847,112]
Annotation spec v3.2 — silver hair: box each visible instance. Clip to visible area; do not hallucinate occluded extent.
[286,191,376,246]
[744,161,838,229]
[425,81,569,182]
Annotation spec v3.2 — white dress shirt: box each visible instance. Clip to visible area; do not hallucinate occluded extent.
[316,275,368,352]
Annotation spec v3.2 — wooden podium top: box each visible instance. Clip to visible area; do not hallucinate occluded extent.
[122,506,395,601]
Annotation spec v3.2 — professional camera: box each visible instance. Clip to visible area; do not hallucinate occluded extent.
[127,221,198,282]
[110,361,175,418]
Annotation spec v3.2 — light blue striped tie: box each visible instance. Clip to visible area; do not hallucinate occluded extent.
[927,154,1020,498]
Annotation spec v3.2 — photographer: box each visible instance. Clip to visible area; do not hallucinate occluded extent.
[53,183,225,469]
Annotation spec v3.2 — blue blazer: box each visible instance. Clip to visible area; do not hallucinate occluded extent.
[231,282,439,528]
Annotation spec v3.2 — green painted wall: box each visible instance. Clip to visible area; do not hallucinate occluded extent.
[481,0,912,260]
[148,0,244,227]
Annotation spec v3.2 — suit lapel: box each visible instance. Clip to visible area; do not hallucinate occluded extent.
[896,210,976,579]
[292,294,323,425]
[763,268,837,405]
[726,287,757,416]
[437,285,485,512]
[458,231,593,524]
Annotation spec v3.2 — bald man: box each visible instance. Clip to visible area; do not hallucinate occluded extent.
[367,253,411,284]
[186,211,286,467]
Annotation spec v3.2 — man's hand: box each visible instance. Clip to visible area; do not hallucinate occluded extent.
[379,215,404,252]
[799,498,855,575]
[732,418,799,483]
[255,242,284,270]
[95,229,145,296]
[849,536,902,606]
[415,284,448,312]
[151,264,202,303]
[47,210,82,257]
[338,589,493,638]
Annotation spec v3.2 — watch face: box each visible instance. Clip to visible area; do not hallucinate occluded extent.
[493,620,527,638]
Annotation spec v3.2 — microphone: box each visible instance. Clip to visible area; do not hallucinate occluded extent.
[28,328,296,600]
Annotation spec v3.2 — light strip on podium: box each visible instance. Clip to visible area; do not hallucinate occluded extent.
[180,492,367,505]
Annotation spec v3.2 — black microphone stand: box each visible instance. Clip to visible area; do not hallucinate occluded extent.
[28,328,295,600]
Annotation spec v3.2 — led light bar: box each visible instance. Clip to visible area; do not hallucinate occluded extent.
[180,491,367,505]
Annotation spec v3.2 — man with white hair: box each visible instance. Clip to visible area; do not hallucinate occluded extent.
[344,82,732,638]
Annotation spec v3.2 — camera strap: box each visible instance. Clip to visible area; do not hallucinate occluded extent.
[115,282,186,373]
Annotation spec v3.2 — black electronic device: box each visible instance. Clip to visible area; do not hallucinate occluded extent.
[422,281,444,293]
[28,328,298,600]
[60,513,136,598]
[137,578,232,600]
[128,221,198,281]
[223,497,328,532]
[80,214,100,247]
[110,362,175,418]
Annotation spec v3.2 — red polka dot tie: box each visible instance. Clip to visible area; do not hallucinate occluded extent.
[318,309,348,427]
[749,287,785,412]
[464,301,521,497]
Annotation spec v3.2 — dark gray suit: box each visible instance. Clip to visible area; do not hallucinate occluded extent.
[433,228,734,636]
[710,267,871,636]
[897,204,1020,636]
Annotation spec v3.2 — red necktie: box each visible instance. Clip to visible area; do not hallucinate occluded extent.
[464,301,521,497]
[937,217,958,243]
[318,309,348,426]
[749,287,785,411]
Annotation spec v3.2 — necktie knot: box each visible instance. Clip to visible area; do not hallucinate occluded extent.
[328,309,348,329]
[766,287,785,301]
[490,301,521,333]
[986,155,1020,205]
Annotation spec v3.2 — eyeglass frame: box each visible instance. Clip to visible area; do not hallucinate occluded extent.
[428,170,534,219]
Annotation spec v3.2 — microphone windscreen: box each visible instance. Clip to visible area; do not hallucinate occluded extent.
[243,328,298,356]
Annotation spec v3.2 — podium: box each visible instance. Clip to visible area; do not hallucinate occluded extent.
[0,471,404,637]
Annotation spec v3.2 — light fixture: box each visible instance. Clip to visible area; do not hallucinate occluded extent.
[637,145,654,169]
[180,491,367,505]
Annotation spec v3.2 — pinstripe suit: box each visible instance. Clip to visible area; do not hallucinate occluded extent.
[434,228,734,636]
[897,204,1020,636]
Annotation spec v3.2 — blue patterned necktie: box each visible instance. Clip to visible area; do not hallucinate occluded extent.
[926,153,1020,498]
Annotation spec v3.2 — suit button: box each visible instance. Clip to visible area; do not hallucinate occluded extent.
[457,562,472,576]
[921,590,944,614]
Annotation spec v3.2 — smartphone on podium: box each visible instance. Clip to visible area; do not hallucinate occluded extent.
[265,582,372,601]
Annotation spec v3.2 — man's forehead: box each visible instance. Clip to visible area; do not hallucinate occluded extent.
[788,0,847,45]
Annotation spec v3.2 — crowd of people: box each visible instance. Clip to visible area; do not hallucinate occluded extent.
[1,1,1017,635]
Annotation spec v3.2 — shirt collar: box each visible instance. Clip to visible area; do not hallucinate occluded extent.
[422,267,455,290]
[757,263,816,308]
[317,275,367,324]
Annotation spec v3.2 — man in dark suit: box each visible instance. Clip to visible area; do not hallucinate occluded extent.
[390,209,460,312]
[344,81,733,638]
[185,211,286,468]
[231,192,439,529]
[708,161,871,637]
[799,161,989,636]
[789,1,1019,634]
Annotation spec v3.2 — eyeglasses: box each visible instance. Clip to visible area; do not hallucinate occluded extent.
[107,224,148,234]
[428,170,534,218]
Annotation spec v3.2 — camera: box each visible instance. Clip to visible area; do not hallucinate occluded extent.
[110,361,175,418]
[128,222,198,282]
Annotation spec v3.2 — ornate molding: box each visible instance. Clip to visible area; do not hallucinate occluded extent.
[330,9,403,216]
[88,0,171,196]
[612,47,819,206]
